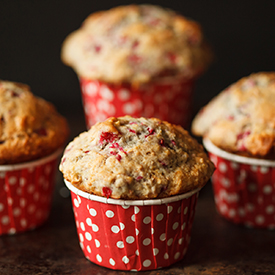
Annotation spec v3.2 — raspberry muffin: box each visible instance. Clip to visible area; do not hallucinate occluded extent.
[61,4,212,127]
[0,80,69,164]
[60,116,214,199]
[192,72,275,229]
[59,116,214,271]
[0,80,69,235]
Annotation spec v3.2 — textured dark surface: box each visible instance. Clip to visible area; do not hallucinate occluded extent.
[0,132,274,275]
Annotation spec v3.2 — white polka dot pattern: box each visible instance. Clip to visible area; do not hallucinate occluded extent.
[209,151,275,229]
[70,189,198,271]
[0,157,58,235]
[80,78,193,128]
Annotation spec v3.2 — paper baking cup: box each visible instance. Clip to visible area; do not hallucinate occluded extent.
[203,138,275,229]
[79,77,194,129]
[0,149,61,235]
[65,180,199,271]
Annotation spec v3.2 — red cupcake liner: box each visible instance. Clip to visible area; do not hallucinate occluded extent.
[0,150,61,235]
[79,77,194,129]
[65,180,199,271]
[203,138,275,229]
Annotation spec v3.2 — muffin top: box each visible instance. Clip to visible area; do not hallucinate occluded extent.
[192,72,275,158]
[59,116,214,200]
[61,4,212,85]
[0,80,69,164]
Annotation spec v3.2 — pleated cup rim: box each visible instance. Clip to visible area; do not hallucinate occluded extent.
[64,179,200,206]
[0,149,62,171]
[203,138,275,167]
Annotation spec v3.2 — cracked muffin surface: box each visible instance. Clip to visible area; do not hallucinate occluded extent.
[60,116,214,199]
[0,80,69,164]
[61,4,212,85]
[192,72,275,158]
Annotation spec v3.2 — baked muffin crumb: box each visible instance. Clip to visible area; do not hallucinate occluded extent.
[0,80,69,164]
[61,4,212,84]
[192,72,275,158]
[60,116,214,199]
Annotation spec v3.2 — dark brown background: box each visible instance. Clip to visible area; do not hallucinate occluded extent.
[1,2,275,274]
[1,0,275,122]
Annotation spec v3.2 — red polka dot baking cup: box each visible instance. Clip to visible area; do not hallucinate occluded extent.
[64,180,199,271]
[0,150,61,235]
[203,138,275,229]
[80,77,194,129]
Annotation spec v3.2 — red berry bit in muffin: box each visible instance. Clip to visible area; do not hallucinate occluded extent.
[132,40,139,49]
[110,151,122,161]
[128,54,142,64]
[236,131,251,151]
[159,139,165,146]
[94,44,102,53]
[110,142,127,155]
[35,128,47,136]
[159,160,168,167]
[167,52,177,64]
[99,132,119,144]
[9,90,20,97]
[145,128,155,138]
[59,116,215,200]
[102,187,112,198]
[226,115,235,121]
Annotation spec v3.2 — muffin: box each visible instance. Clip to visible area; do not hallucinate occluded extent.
[59,116,214,271]
[61,4,212,128]
[0,80,69,235]
[192,72,275,228]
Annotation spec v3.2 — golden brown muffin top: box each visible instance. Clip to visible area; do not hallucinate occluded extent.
[61,4,212,85]
[0,80,69,164]
[192,72,275,158]
[60,116,214,199]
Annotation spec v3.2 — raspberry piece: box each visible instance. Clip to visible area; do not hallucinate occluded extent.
[94,44,102,53]
[116,155,122,161]
[159,160,167,167]
[237,131,251,141]
[145,128,155,138]
[136,176,143,181]
[237,131,251,151]
[171,140,176,146]
[159,139,165,146]
[160,185,168,193]
[128,54,142,64]
[167,52,177,63]
[148,18,161,26]
[10,91,20,97]
[110,150,122,161]
[99,132,119,144]
[110,142,127,155]
[132,40,139,49]
[226,115,235,120]
[102,187,112,198]
[129,129,136,134]
[35,128,47,136]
